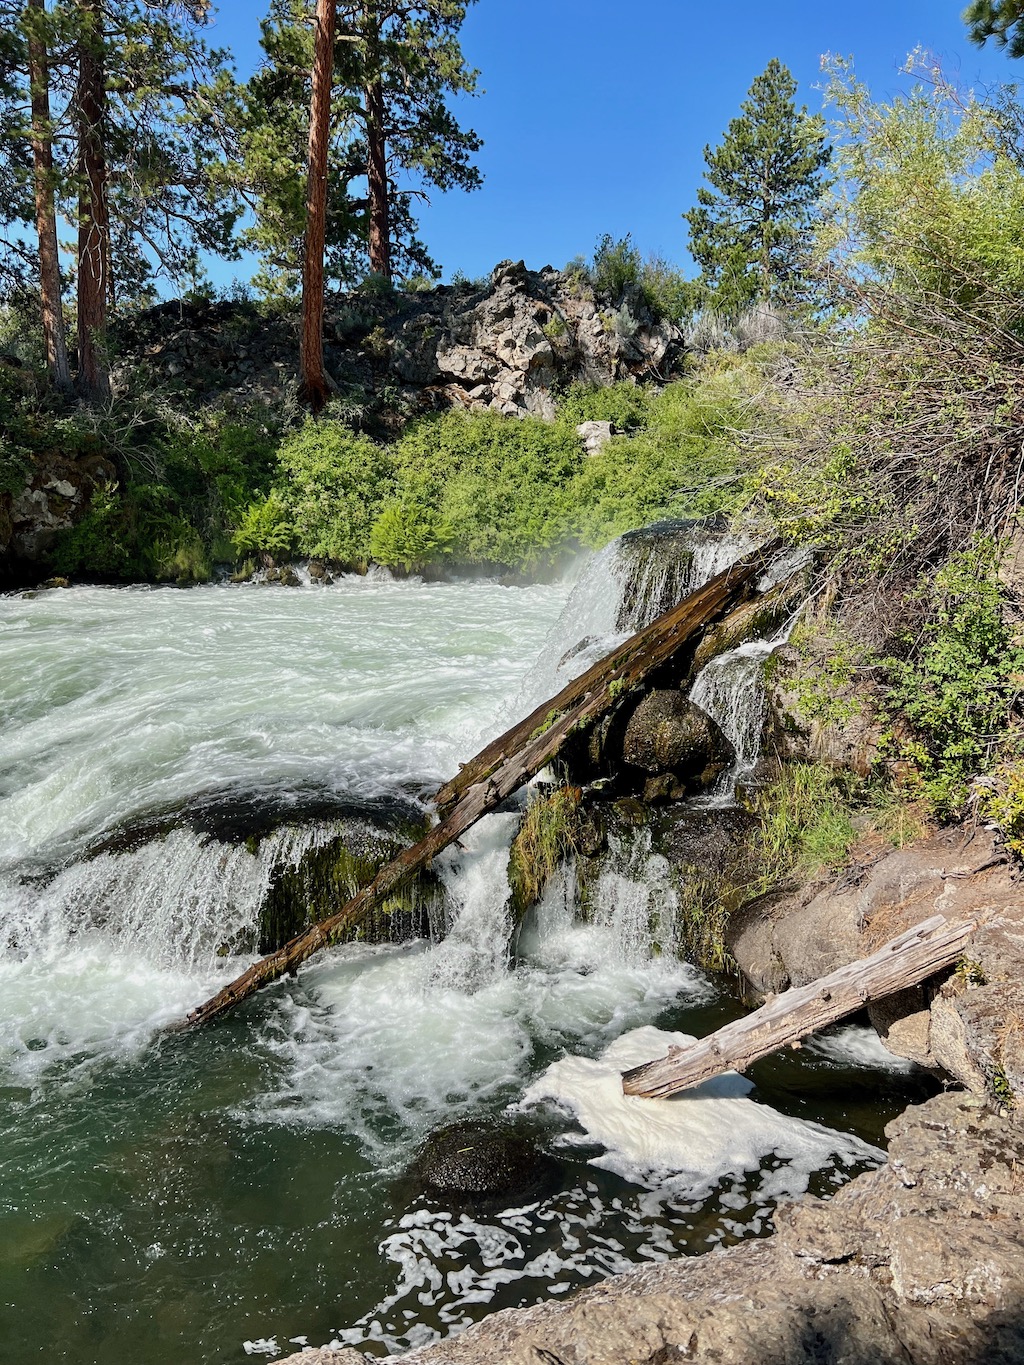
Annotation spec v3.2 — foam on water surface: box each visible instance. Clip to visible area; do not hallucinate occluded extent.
[522,1026,882,1194]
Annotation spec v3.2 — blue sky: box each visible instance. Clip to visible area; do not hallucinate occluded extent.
[203,0,1020,287]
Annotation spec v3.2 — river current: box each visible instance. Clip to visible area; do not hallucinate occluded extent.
[0,559,930,1363]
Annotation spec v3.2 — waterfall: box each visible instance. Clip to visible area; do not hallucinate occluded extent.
[0,816,410,973]
[689,616,797,804]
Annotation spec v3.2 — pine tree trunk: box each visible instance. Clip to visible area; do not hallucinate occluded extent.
[299,0,336,412]
[364,6,390,281]
[26,0,71,392]
[366,75,390,279]
[76,0,110,404]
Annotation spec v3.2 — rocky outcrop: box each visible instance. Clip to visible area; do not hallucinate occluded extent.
[0,446,115,584]
[109,261,683,423]
[280,1091,1024,1365]
[729,826,1024,1108]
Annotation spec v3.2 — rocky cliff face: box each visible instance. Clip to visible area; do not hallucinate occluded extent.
[111,259,683,420]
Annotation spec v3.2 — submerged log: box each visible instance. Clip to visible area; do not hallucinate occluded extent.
[177,541,781,1031]
[621,914,975,1099]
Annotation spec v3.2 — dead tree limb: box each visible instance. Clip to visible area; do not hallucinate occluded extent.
[177,541,781,1031]
[621,914,975,1099]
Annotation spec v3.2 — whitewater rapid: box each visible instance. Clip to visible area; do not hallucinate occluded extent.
[0,548,925,1363]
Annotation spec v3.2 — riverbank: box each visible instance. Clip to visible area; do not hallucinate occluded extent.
[284,1086,1024,1365]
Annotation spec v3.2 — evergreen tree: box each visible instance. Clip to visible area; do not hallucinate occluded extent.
[299,0,336,411]
[683,59,831,317]
[0,0,236,398]
[965,1,1024,57]
[236,0,481,292]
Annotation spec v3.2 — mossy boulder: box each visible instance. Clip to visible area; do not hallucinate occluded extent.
[621,690,734,794]
[259,815,442,953]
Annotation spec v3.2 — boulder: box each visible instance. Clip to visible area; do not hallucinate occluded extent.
[576,419,615,454]
[622,690,734,794]
[409,1120,561,1205]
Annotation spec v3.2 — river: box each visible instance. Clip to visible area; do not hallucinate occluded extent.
[0,554,931,1363]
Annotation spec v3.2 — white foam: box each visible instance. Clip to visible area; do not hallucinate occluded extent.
[807,1024,918,1072]
[522,1025,882,1192]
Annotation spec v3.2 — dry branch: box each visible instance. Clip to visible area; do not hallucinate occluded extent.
[621,913,975,1099]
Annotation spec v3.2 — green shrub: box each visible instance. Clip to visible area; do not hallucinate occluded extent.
[391,409,580,567]
[882,539,1024,814]
[369,498,452,571]
[277,420,394,564]
[232,491,294,560]
[369,497,451,571]
[591,233,644,299]
[557,381,653,432]
[752,762,859,895]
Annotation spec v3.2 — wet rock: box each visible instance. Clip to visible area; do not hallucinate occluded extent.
[410,1121,561,1205]
[616,517,720,629]
[278,565,302,587]
[622,690,734,794]
[691,574,806,674]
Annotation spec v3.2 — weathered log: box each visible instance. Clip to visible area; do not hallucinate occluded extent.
[432,539,783,814]
[177,541,781,1031]
[621,914,975,1099]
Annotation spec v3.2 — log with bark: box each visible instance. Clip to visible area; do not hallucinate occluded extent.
[621,914,975,1099]
[176,540,783,1031]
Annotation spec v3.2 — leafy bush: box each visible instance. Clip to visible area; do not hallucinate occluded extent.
[557,381,653,432]
[752,762,859,894]
[232,492,294,559]
[882,539,1024,813]
[390,410,581,567]
[591,233,644,299]
[277,420,394,564]
[369,498,452,571]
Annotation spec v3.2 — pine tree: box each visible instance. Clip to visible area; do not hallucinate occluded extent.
[299,0,336,411]
[684,59,831,318]
[0,0,236,398]
[236,0,481,293]
[965,1,1024,57]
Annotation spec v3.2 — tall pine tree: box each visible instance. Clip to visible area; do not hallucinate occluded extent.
[684,59,831,318]
[235,0,480,294]
[964,1,1024,56]
[0,0,236,399]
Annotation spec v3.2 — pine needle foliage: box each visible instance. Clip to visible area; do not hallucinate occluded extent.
[684,59,831,318]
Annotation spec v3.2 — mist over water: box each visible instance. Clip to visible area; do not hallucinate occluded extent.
[0,551,928,1363]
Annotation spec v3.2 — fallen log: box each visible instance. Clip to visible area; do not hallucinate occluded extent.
[621,914,975,1099]
[432,538,783,815]
[177,541,781,1031]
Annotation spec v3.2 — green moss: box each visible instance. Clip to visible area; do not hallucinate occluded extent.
[259,823,440,953]
[508,785,582,920]
[674,869,740,975]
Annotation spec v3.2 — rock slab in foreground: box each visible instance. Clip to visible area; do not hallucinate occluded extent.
[279,1091,1024,1365]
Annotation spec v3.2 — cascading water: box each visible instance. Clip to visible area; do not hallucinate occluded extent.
[0,535,928,1365]
[689,615,797,804]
